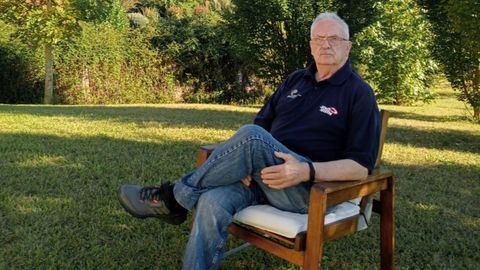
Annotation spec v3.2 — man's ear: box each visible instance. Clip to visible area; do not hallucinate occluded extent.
[346,41,352,54]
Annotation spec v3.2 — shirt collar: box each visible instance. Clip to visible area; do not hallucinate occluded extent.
[304,60,352,86]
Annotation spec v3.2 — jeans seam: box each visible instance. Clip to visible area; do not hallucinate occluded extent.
[210,192,253,269]
[210,228,227,269]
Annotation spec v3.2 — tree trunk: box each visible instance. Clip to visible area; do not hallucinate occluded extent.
[475,60,479,122]
[44,42,54,104]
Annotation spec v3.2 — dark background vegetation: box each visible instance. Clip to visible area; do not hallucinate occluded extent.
[0,0,478,119]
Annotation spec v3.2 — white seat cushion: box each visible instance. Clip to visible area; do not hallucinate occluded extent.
[233,201,361,238]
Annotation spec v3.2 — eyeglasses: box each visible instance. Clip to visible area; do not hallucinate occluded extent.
[311,36,349,46]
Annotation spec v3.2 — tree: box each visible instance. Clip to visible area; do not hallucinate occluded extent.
[0,0,128,104]
[418,0,480,121]
[226,0,380,87]
[354,0,436,105]
[327,0,380,40]
[226,0,319,86]
[139,1,248,103]
[0,0,78,104]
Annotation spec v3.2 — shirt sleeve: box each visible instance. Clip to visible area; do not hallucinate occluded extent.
[343,84,381,172]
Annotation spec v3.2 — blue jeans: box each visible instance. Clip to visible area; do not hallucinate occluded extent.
[173,124,312,270]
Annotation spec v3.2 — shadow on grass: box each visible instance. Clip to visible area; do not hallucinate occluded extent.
[223,161,480,269]
[221,160,480,269]
[387,125,480,155]
[0,105,257,131]
[1,105,479,269]
[292,161,479,269]
[389,110,470,123]
[0,130,307,270]
[383,161,479,269]
[0,132,202,269]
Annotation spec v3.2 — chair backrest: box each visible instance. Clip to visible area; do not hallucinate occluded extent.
[374,110,390,169]
[359,109,390,226]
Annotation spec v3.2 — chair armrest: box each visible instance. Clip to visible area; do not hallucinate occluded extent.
[196,144,222,168]
[310,169,393,207]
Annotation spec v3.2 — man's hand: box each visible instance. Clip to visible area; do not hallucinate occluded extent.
[241,175,252,186]
[261,151,310,189]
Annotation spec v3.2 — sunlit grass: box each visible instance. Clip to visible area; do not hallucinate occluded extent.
[0,82,478,269]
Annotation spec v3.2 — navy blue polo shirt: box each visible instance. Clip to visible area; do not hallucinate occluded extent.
[254,61,380,171]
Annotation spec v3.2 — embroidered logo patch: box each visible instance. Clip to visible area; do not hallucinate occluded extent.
[319,105,338,116]
[287,89,302,99]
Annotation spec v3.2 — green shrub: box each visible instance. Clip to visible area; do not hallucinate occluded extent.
[419,0,480,121]
[72,0,129,30]
[153,3,245,103]
[354,0,437,105]
[55,22,175,104]
[0,21,43,104]
[226,0,316,87]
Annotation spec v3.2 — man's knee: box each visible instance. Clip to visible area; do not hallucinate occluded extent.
[195,184,252,219]
[235,124,268,138]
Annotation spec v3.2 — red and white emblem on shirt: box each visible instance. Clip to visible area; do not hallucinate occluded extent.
[319,105,338,116]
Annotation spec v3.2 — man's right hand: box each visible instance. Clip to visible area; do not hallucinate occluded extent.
[241,175,252,186]
[261,151,310,189]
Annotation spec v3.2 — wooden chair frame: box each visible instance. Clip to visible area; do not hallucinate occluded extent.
[195,110,394,270]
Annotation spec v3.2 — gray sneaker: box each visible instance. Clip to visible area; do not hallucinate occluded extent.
[117,184,187,225]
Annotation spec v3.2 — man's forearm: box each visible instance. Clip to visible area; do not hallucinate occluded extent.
[260,153,369,189]
[311,159,368,182]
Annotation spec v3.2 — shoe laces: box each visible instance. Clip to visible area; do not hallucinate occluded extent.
[139,185,163,204]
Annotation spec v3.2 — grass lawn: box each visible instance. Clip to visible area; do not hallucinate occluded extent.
[1,83,479,269]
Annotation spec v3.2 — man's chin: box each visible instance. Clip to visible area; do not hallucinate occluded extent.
[316,61,335,66]
[315,56,335,64]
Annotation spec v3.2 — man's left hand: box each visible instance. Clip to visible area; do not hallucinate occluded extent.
[261,151,309,189]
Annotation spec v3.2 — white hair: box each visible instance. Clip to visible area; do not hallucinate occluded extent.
[310,12,350,40]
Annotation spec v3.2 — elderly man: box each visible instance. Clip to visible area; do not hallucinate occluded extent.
[118,12,380,270]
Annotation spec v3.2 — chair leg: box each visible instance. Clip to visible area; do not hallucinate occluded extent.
[303,190,327,270]
[380,176,395,270]
[223,242,251,258]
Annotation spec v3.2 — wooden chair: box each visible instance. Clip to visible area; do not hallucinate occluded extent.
[195,110,394,270]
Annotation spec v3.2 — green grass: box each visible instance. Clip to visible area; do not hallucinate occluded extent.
[1,84,479,269]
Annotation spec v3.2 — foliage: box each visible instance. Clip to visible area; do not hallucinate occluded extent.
[0,0,477,110]
[71,0,129,30]
[149,1,262,104]
[0,0,80,103]
[0,0,79,47]
[0,21,43,104]
[55,22,175,104]
[354,0,436,105]
[227,0,318,86]
[0,0,137,104]
[226,0,380,88]
[312,0,380,40]
[418,0,480,121]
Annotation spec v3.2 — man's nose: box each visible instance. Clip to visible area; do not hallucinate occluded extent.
[320,40,331,49]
